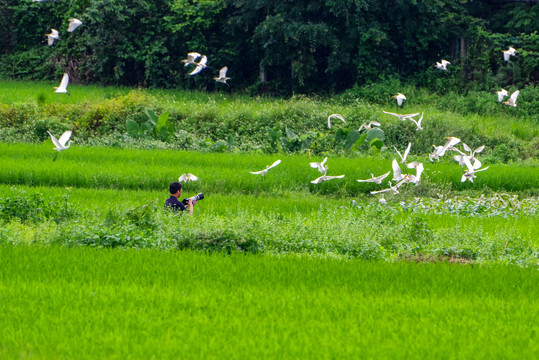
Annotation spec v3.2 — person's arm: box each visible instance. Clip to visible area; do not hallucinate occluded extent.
[188,198,194,215]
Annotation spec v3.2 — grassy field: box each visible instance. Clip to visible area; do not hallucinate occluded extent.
[0,246,537,359]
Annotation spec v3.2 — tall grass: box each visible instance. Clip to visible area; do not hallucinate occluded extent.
[0,246,537,359]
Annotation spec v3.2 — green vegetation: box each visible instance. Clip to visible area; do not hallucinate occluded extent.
[0,246,537,359]
[0,82,538,159]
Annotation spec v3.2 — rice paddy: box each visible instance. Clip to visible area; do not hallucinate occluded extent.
[1,81,538,358]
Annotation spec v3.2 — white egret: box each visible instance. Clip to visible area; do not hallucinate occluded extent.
[382,111,419,121]
[357,171,390,184]
[406,161,424,185]
[496,88,508,102]
[358,121,381,132]
[409,113,423,131]
[48,130,73,160]
[250,159,281,176]
[378,194,387,204]
[502,47,516,61]
[178,173,198,183]
[311,174,344,184]
[45,29,59,46]
[392,159,403,182]
[392,93,406,106]
[435,59,451,70]
[189,55,208,76]
[461,156,489,183]
[309,157,328,175]
[370,181,399,195]
[182,52,201,67]
[503,90,519,107]
[394,142,412,164]
[214,66,230,85]
[327,114,345,129]
[54,73,69,94]
[67,18,83,32]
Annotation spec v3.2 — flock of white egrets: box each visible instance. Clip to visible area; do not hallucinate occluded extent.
[38,3,521,202]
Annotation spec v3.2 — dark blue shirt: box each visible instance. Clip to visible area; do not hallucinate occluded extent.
[165,196,186,212]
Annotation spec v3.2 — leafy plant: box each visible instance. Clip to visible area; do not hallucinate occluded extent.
[126,109,174,142]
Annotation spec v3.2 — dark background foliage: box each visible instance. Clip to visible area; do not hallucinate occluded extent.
[0,0,537,94]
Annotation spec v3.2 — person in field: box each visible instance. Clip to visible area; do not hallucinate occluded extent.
[165,182,195,214]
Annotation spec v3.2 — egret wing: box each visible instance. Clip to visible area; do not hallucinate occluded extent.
[392,159,403,181]
[188,173,198,181]
[58,130,72,146]
[219,66,228,78]
[58,73,69,91]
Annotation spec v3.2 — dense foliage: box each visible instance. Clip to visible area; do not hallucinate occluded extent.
[0,0,538,93]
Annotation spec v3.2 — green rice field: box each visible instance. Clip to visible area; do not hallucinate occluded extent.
[0,246,537,359]
[1,81,538,358]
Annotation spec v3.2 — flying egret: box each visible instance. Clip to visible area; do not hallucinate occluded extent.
[178,173,198,183]
[382,111,419,121]
[370,181,399,195]
[67,18,82,32]
[394,142,412,164]
[309,157,328,175]
[503,90,519,107]
[310,174,345,184]
[461,156,489,183]
[429,145,443,162]
[327,114,345,129]
[214,66,230,85]
[182,52,201,67]
[45,29,59,46]
[54,73,69,94]
[502,47,516,61]
[435,59,451,70]
[357,171,390,184]
[392,93,406,106]
[409,113,423,131]
[358,121,381,132]
[48,130,73,160]
[250,159,281,176]
[496,88,508,102]
[406,161,424,185]
[392,159,404,182]
[189,55,208,76]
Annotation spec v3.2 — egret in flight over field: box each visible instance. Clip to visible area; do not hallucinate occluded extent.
[250,159,281,176]
[182,52,201,67]
[406,161,424,185]
[358,121,381,132]
[429,137,461,162]
[503,90,519,107]
[214,66,230,85]
[410,113,423,131]
[54,73,69,94]
[179,173,198,183]
[394,142,412,164]
[45,29,59,46]
[67,18,83,32]
[310,174,345,184]
[461,156,489,183]
[309,157,328,175]
[392,159,404,182]
[370,181,399,195]
[382,111,419,121]
[392,93,406,106]
[48,130,73,160]
[435,59,451,70]
[357,171,390,184]
[502,47,517,61]
[496,88,508,102]
[327,114,345,129]
[189,55,208,76]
